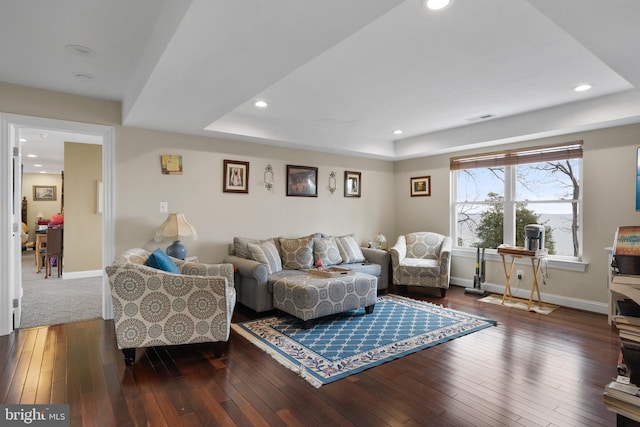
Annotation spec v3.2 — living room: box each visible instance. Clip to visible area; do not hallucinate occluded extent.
[1,1,640,424]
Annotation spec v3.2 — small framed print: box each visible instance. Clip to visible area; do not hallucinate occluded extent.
[287,165,318,197]
[160,154,182,175]
[223,160,249,193]
[33,185,57,201]
[344,171,361,197]
[410,175,431,197]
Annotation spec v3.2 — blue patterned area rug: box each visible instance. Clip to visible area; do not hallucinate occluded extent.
[231,294,497,388]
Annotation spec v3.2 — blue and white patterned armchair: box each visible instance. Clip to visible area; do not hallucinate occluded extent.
[105,248,236,365]
[390,232,452,297]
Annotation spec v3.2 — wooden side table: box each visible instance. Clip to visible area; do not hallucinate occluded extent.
[497,247,547,311]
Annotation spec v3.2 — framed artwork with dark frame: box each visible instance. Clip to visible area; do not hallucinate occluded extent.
[33,185,57,201]
[410,175,431,197]
[223,159,249,193]
[344,171,361,197]
[286,165,318,197]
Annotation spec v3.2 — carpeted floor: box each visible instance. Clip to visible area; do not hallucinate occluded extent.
[232,294,497,387]
[20,251,102,329]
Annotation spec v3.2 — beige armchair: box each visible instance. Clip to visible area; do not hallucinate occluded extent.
[105,248,236,365]
[390,232,452,297]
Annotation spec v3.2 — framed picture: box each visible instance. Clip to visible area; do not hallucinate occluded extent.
[223,159,249,193]
[160,154,182,175]
[410,176,431,197]
[344,171,361,197]
[33,185,57,201]
[286,165,318,197]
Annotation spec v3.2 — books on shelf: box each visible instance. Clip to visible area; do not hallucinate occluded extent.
[614,226,640,256]
[616,315,640,328]
[620,330,640,343]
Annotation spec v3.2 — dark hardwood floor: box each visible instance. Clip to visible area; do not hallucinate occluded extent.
[0,285,621,426]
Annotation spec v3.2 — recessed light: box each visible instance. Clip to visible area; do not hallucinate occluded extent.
[254,100,268,108]
[424,0,453,10]
[73,72,94,82]
[573,84,593,92]
[66,44,95,56]
[39,171,47,174]
[26,154,37,158]
[19,138,26,142]
[393,130,403,135]
[34,164,42,167]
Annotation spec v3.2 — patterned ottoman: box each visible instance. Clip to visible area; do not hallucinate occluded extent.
[272,272,377,328]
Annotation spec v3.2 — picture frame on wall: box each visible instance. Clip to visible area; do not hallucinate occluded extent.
[344,171,361,197]
[33,185,57,201]
[286,165,318,197]
[223,159,249,193]
[160,154,183,175]
[410,176,431,197]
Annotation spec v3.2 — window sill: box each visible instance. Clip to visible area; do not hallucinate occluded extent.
[452,248,588,273]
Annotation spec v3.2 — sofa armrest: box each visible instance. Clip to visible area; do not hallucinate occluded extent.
[361,247,385,265]
[389,235,407,267]
[361,247,391,289]
[223,255,268,285]
[178,261,235,288]
[439,236,453,283]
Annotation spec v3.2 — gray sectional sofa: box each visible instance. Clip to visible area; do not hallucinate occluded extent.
[223,233,391,312]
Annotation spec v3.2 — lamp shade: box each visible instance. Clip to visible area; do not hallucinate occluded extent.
[154,213,198,243]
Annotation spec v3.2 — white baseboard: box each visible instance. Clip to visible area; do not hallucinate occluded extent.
[62,269,103,280]
[450,276,608,315]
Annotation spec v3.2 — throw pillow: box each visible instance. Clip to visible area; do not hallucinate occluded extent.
[234,236,278,259]
[146,248,181,274]
[248,240,282,274]
[313,237,343,267]
[279,236,314,269]
[336,234,366,263]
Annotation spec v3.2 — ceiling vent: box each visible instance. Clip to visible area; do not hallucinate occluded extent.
[466,114,496,122]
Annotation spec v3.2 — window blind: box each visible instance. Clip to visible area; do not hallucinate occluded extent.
[450,141,583,170]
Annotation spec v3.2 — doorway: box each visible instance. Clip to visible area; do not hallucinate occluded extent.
[0,113,115,335]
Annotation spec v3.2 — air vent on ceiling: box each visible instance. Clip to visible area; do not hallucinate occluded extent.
[466,114,496,122]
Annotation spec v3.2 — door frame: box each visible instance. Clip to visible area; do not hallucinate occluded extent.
[0,113,115,335]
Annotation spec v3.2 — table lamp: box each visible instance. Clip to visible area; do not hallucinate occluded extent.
[154,213,197,259]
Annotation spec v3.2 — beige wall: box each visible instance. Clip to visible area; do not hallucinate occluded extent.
[4,81,640,310]
[395,124,640,307]
[64,142,102,272]
[115,127,395,262]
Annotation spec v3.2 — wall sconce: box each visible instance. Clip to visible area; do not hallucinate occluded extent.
[328,171,337,194]
[264,164,274,190]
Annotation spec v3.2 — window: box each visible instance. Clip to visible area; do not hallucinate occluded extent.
[451,141,583,259]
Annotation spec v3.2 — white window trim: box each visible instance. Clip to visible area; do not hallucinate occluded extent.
[450,154,584,262]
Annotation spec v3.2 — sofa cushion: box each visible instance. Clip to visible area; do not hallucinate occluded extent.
[279,235,314,269]
[234,236,279,259]
[146,248,180,274]
[406,232,443,260]
[248,240,283,274]
[335,234,366,263]
[313,237,343,267]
